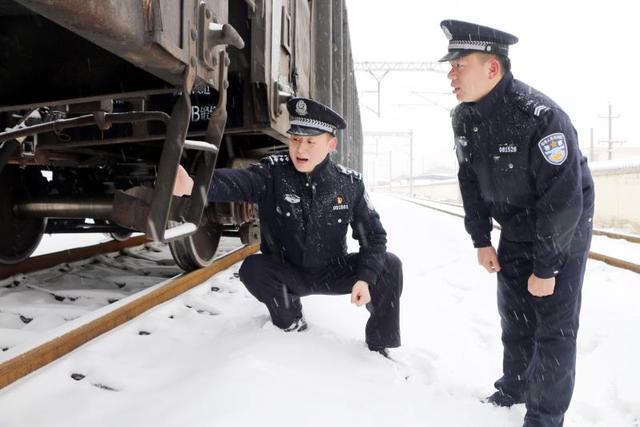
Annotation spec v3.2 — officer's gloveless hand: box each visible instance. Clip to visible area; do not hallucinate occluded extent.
[527,274,556,297]
[351,280,371,306]
[477,246,501,273]
[173,164,194,197]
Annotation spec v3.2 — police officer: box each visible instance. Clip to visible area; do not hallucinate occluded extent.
[438,20,594,427]
[174,97,403,356]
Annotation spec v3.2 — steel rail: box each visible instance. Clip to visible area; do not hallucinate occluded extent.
[0,242,259,390]
[400,197,640,244]
[0,235,150,280]
[591,228,640,244]
[396,196,640,275]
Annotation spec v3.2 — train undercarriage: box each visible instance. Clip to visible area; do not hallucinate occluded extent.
[0,0,362,270]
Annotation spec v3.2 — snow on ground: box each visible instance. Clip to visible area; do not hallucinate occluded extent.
[397,195,640,266]
[591,235,640,265]
[0,238,245,360]
[0,194,638,427]
[31,233,112,257]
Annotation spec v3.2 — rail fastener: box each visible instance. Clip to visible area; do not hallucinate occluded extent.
[0,235,150,280]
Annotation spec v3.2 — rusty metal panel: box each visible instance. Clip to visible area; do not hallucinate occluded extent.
[293,0,310,97]
[331,0,344,163]
[249,0,268,85]
[13,0,230,90]
[310,0,332,106]
[16,0,183,84]
[245,0,289,140]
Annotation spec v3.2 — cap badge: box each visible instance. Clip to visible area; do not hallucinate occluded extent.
[295,100,308,116]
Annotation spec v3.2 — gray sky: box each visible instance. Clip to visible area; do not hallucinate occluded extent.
[345,0,640,175]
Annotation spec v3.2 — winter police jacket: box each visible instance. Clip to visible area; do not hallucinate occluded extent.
[207,152,388,285]
[452,72,594,278]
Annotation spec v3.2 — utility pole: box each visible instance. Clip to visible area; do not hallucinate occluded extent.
[355,62,447,117]
[370,71,389,118]
[409,130,414,196]
[598,103,625,160]
[388,151,392,189]
[364,131,413,193]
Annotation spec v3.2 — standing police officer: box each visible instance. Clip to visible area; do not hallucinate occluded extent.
[174,97,402,356]
[438,19,594,427]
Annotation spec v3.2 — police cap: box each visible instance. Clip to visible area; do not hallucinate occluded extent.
[286,97,346,136]
[438,19,518,62]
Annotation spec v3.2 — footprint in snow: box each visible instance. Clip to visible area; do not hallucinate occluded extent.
[389,348,436,386]
[185,303,221,316]
[70,373,119,392]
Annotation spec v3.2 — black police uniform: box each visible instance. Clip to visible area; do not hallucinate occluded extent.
[207,98,403,350]
[440,20,594,427]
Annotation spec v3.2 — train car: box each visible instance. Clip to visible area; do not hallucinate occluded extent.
[0,0,363,270]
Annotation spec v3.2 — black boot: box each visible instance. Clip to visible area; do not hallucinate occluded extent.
[368,344,390,359]
[283,316,308,332]
[482,390,525,408]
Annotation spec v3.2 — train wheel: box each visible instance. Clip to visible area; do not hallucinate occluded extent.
[108,230,133,242]
[0,167,47,264]
[168,223,222,271]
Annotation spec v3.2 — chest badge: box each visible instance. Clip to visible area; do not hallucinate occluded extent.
[332,195,349,211]
[498,144,518,153]
[456,136,468,147]
[284,194,300,204]
[538,133,568,165]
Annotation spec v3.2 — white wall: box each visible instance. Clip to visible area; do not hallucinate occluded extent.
[590,166,640,231]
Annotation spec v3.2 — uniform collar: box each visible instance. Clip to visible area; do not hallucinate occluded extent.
[466,72,513,118]
[292,154,331,180]
[306,154,332,180]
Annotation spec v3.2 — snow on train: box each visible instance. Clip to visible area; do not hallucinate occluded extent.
[0,0,363,270]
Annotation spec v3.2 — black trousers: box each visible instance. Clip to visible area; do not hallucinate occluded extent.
[238,252,403,348]
[495,235,591,427]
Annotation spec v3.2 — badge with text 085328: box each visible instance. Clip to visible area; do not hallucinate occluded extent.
[538,132,568,165]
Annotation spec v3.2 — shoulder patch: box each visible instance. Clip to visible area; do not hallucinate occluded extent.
[538,133,568,165]
[261,152,291,166]
[514,95,552,118]
[512,82,557,118]
[533,105,551,117]
[335,164,362,181]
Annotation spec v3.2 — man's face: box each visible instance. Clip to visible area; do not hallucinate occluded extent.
[447,53,498,102]
[288,133,337,173]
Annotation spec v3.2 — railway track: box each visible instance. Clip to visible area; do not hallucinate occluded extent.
[1,194,636,391]
[396,196,640,275]
[0,237,258,390]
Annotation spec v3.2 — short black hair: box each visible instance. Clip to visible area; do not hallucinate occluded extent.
[477,53,511,75]
[496,55,511,74]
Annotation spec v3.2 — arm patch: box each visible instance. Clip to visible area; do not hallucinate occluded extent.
[537,133,568,165]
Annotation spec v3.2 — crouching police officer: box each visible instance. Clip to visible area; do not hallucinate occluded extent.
[438,20,594,426]
[174,97,402,356]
